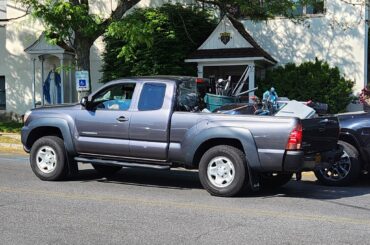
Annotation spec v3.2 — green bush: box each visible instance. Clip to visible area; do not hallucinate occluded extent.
[101,4,216,83]
[258,59,354,113]
[0,121,22,133]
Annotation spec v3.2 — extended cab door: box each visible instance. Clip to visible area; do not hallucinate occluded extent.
[74,82,137,157]
[129,81,174,160]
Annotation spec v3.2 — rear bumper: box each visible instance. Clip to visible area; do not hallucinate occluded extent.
[279,150,338,172]
[301,145,344,171]
[283,151,305,172]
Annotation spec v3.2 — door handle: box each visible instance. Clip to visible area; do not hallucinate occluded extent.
[116,116,128,122]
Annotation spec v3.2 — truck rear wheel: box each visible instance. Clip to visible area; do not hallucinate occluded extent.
[314,140,361,186]
[199,145,247,197]
[30,136,68,181]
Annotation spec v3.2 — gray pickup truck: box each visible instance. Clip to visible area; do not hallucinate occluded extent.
[21,76,340,197]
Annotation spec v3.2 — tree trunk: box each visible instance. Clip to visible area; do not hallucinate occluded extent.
[75,37,93,95]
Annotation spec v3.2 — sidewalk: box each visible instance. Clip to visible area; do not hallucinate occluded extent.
[0,133,24,154]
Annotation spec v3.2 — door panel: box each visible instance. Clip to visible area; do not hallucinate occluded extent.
[129,110,171,160]
[74,110,131,156]
[74,82,136,157]
[129,82,173,160]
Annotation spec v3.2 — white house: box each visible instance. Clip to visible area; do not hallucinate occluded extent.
[243,0,369,94]
[0,0,368,116]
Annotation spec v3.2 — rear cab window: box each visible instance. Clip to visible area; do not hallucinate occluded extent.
[138,83,166,111]
[176,79,200,112]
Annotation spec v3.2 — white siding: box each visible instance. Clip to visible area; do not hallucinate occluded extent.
[243,0,367,93]
[0,0,6,19]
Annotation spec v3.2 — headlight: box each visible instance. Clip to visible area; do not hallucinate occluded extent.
[23,110,32,124]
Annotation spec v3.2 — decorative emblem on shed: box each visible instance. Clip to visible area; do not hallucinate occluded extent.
[219,32,232,45]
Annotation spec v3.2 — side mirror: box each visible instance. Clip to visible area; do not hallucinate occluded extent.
[80,96,89,108]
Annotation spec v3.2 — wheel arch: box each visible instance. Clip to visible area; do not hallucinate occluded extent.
[184,127,261,170]
[23,118,76,156]
[192,138,244,168]
[339,132,368,167]
[26,126,63,149]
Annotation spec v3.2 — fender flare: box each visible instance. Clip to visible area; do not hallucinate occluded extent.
[25,118,76,156]
[339,131,369,164]
[182,126,262,171]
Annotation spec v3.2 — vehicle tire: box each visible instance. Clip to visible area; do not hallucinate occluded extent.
[260,173,293,189]
[198,145,248,197]
[30,136,68,181]
[314,140,361,186]
[92,164,122,177]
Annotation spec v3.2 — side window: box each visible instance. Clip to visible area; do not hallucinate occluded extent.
[92,83,136,111]
[138,83,166,111]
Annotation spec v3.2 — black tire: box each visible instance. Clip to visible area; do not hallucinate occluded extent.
[314,140,361,186]
[30,136,68,181]
[260,173,293,189]
[198,145,248,197]
[92,164,122,177]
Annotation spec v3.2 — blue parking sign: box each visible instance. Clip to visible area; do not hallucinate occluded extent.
[79,79,86,87]
[76,71,90,91]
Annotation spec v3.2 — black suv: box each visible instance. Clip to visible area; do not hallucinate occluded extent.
[314,111,370,186]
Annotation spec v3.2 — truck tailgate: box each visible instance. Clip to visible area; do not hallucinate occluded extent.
[301,117,339,154]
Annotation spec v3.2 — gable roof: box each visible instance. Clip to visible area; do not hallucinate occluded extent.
[25,32,75,55]
[188,15,276,64]
[228,16,276,63]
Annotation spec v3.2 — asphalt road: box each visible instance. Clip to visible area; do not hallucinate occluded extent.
[1,153,370,245]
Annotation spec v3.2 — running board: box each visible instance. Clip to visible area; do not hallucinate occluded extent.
[74,157,171,170]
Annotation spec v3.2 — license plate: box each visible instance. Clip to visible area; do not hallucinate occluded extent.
[315,153,322,163]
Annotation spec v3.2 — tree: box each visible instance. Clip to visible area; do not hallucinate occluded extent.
[101,4,217,82]
[16,0,141,88]
[10,0,364,88]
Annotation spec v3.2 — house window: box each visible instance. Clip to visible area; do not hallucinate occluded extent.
[292,0,325,16]
[0,76,5,110]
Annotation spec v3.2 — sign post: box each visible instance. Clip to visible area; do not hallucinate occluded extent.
[75,70,90,100]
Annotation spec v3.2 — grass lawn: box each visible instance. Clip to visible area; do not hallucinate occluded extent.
[0,121,23,133]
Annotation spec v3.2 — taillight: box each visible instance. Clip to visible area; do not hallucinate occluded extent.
[196,78,204,83]
[286,123,303,150]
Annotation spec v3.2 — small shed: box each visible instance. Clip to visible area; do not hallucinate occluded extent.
[185,15,277,96]
[25,32,76,107]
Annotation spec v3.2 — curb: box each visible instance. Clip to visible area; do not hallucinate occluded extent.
[0,133,21,140]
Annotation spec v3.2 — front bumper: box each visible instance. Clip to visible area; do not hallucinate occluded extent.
[21,126,31,153]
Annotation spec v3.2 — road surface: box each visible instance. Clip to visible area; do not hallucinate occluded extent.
[0,153,370,244]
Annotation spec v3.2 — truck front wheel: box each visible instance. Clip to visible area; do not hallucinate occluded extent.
[30,136,68,181]
[199,145,248,197]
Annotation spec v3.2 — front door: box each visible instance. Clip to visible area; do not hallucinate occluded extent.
[74,82,136,157]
